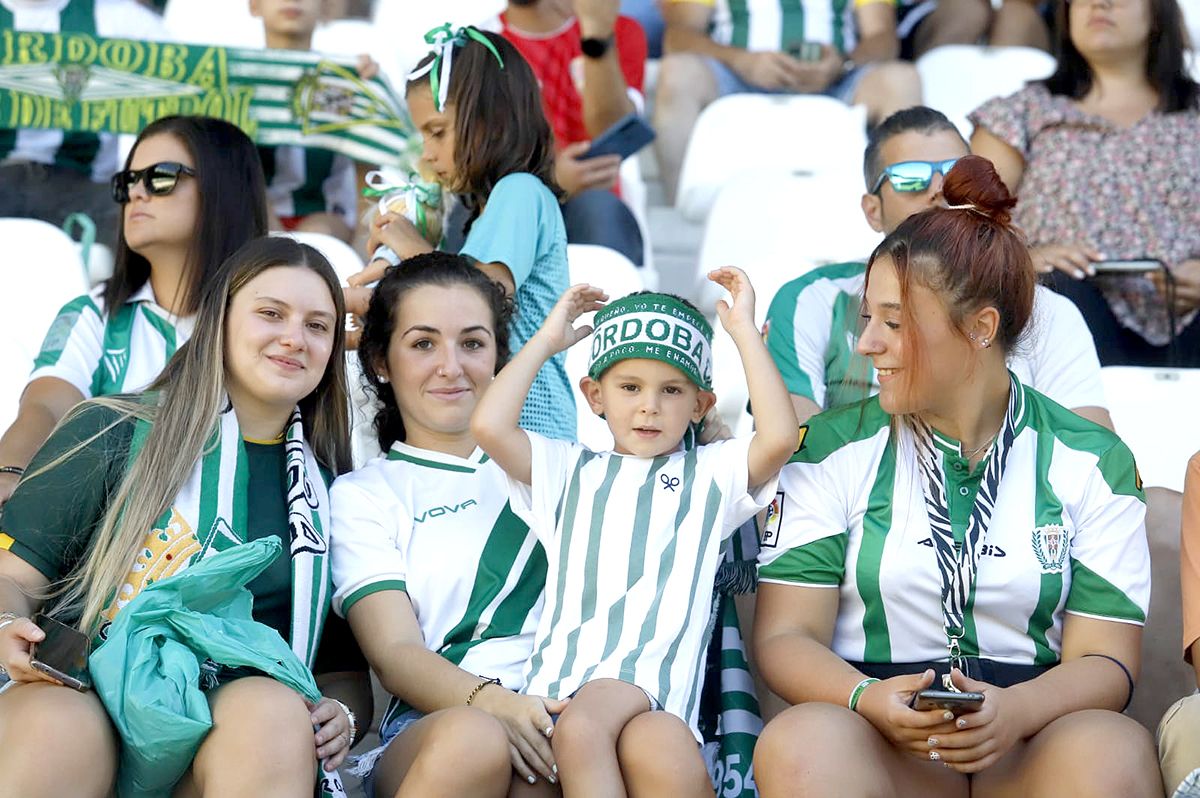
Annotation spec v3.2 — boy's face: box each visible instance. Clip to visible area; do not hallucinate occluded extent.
[249,0,322,38]
[581,358,716,458]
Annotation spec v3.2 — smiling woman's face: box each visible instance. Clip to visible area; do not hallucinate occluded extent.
[381,283,498,450]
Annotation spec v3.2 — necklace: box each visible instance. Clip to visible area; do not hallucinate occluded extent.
[961,435,996,459]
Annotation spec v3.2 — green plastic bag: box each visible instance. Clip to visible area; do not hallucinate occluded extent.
[89,537,321,798]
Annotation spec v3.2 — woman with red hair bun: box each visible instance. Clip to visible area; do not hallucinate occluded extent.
[751,156,1161,797]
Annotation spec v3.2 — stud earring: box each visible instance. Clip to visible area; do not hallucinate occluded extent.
[981,338,991,349]
[969,332,978,341]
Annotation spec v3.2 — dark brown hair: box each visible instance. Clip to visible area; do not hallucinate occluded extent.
[357,250,513,451]
[406,30,562,232]
[106,116,268,315]
[865,155,1036,385]
[1042,0,1198,112]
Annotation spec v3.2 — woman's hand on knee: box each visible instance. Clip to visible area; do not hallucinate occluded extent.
[474,688,567,785]
[923,669,1023,774]
[0,615,58,685]
[857,669,960,758]
[307,697,354,772]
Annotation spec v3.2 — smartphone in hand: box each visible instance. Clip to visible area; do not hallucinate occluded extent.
[28,613,92,691]
[1091,259,1164,274]
[582,114,656,161]
[909,688,984,714]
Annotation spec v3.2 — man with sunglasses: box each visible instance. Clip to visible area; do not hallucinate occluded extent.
[763,105,1112,430]
[0,0,167,251]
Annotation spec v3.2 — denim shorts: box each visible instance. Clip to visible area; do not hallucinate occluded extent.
[703,54,871,104]
[354,707,425,797]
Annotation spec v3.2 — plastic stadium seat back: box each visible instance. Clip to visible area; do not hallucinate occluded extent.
[565,244,645,451]
[275,230,365,286]
[1101,366,1200,493]
[0,219,91,430]
[916,45,1057,139]
[676,94,868,222]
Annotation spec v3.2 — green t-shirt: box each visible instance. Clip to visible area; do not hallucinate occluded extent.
[0,403,363,673]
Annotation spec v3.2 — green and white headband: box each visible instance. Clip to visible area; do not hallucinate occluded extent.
[588,293,714,390]
[408,23,504,111]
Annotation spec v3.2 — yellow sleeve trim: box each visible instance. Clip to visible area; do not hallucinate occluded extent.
[855,0,897,6]
[0,533,14,552]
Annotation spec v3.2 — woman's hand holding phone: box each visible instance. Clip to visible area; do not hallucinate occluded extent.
[920,669,1025,774]
[0,614,56,684]
[854,669,962,760]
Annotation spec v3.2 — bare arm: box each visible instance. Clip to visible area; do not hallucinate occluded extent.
[0,377,85,505]
[708,268,798,488]
[346,590,564,782]
[576,0,637,137]
[970,127,1026,194]
[1072,406,1114,431]
[662,1,739,64]
[790,394,823,426]
[850,3,900,63]
[471,285,607,484]
[0,551,55,684]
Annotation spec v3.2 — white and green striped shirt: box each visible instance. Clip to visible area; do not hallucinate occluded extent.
[329,442,547,730]
[510,432,776,739]
[765,262,1107,412]
[258,144,357,226]
[30,283,193,399]
[683,0,890,54]
[758,380,1149,666]
[0,0,167,179]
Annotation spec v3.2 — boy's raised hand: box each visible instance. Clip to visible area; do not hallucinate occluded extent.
[709,267,758,337]
[536,284,608,354]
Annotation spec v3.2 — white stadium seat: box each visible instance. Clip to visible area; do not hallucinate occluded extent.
[694,171,880,433]
[0,219,91,431]
[162,0,263,47]
[675,94,868,222]
[916,45,1057,138]
[566,244,645,451]
[373,0,506,87]
[275,230,365,285]
[1101,367,1200,493]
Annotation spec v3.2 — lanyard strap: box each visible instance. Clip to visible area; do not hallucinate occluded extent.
[910,375,1020,689]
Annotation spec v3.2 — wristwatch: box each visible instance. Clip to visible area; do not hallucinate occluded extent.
[581,34,614,59]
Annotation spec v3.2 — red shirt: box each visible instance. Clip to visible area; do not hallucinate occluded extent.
[499,13,647,149]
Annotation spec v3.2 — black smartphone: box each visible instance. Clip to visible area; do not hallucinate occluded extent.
[909,688,984,714]
[1091,259,1164,274]
[28,613,92,691]
[582,114,656,161]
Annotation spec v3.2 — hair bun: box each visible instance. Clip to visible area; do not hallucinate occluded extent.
[943,154,1017,226]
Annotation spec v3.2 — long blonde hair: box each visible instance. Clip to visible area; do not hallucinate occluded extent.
[39,236,350,632]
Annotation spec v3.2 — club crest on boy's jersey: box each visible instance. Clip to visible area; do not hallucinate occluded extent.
[415,499,478,523]
[1032,524,1070,573]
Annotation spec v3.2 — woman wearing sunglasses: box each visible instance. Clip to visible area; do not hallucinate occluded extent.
[752,157,1160,797]
[970,0,1200,367]
[0,115,268,507]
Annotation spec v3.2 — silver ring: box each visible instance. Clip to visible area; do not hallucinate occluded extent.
[0,662,7,677]
[928,750,941,762]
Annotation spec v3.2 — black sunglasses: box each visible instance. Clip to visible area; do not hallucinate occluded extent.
[110,161,196,204]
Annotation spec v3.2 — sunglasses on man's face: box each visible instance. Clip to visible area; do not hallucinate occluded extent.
[871,158,960,195]
[110,161,196,204]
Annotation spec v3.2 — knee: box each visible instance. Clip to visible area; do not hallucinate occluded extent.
[756,703,862,781]
[616,711,701,773]
[655,53,714,110]
[0,683,116,758]
[214,678,314,763]
[417,707,510,775]
[868,62,921,98]
[1044,710,1160,795]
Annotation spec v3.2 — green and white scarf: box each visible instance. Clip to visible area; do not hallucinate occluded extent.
[110,404,333,667]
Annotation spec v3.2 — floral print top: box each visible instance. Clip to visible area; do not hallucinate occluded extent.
[970,84,1200,346]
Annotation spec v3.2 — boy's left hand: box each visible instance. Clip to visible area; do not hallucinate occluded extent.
[709,266,758,337]
[356,54,380,80]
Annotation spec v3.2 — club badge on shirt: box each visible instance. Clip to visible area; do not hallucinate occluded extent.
[1032,524,1069,574]
[760,491,785,549]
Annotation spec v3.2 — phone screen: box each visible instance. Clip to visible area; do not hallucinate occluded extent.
[29,613,91,691]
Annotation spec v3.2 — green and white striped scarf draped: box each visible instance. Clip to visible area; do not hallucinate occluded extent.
[123,404,346,798]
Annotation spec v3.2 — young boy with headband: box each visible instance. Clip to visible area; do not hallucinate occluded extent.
[472,267,797,793]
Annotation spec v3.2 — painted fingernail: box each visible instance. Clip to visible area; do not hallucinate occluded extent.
[545,726,555,738]
[549,776,557,784]
[943,711,954,721]
[957,717,967,729]
[927,737,938,747]
[553,764,558,775]
[929,750,941,762]
[527,775,536,784]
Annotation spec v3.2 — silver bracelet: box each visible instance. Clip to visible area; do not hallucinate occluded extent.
[330,698,357,748]
[0,612,20,632]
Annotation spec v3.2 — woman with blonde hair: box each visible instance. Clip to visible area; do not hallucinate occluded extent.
[0,236,368,798]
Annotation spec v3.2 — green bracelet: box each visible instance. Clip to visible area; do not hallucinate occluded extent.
[848,677,880,713]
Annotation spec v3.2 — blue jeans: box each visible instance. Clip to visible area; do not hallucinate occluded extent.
[704,55,871,104]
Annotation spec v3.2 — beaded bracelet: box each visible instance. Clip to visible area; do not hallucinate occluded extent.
[467,676,502,706]
[0,466,24,478]
[848,677,880,713]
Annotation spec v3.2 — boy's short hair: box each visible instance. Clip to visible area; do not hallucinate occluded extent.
[862,106,966,190]
[588,291,714,390]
